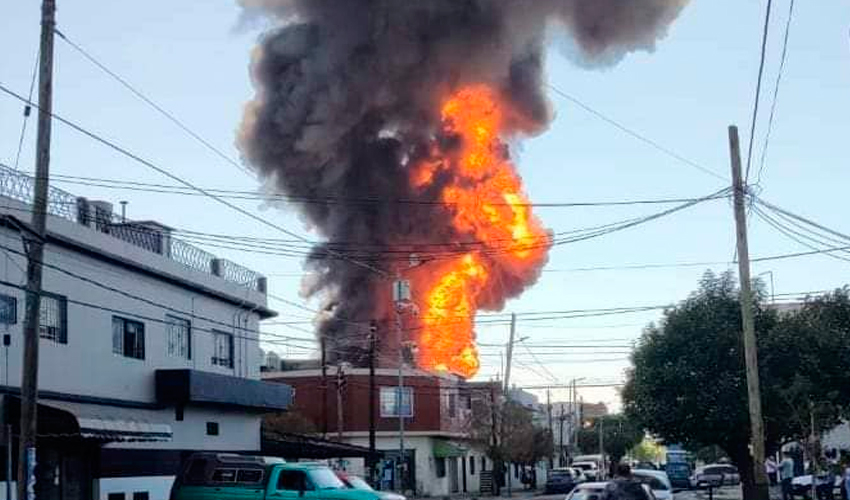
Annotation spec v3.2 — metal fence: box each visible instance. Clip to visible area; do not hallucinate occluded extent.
[0,164,266,293]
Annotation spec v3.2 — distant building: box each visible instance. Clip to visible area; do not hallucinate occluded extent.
[264,366,491,497]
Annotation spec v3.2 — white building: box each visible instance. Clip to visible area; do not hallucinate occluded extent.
[0,165,291,500]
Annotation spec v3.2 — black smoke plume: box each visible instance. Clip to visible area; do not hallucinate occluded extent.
[237,0,689,365]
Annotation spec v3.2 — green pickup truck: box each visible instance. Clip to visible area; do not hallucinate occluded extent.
[170,453,381,500]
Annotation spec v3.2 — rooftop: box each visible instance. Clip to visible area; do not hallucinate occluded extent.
[0,163,266,294]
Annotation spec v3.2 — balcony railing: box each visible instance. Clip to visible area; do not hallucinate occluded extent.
[0,164,266,293]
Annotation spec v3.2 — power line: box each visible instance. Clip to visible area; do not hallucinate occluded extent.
[744,0,775,181]
[53,28,256,180]
[546,83,728,182]
[0,83,387,278]
[11,48,39,170]
[755,0,796,186]
[39,172,724,209]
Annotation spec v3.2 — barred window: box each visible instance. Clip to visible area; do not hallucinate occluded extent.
[166,315,191,359]
[112,316,145,360]
[39,294,67,344]
[212,331,234,368]
[380,386,413,417]
[0,294,16,325]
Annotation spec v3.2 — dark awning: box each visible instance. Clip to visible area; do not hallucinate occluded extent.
[262,433,383,460]
[156,369,293,411]
[2,396,172,443]
[433,440,466,458]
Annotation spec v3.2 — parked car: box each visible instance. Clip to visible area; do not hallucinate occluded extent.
[170,453,381,500]
[689,464,741,489]
[545,468,582,494]
[634,462,658,471]
[336,473,406,500]
[664,462,692,491]
[791,473,843,499]
[570,467,589,483]
[632,470,674,500]
[566,482,656,500]
[573,461,601,481]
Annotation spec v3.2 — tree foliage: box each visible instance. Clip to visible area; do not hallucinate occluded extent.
[623,272,850,500]
[577,414,643,465]
[631,438,664,463]
[469,397,553,465]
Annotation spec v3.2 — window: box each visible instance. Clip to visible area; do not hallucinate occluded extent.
[206,422,219,436]
[237,470,264,484]
[481,456,486,472]
[380,386,413,417]
[277,470,310,491]
[448,392,457,418]
[175,406,184,421]
[108,494,125,500]
[166,315,191,359]
[133,493,149,500]
[112,316,145,359]
[212,469,236,482]
[469,456,475,475]
[212,331,234,368]
[435,458,446,478]
[39,294,67,343]
[0,294,16,324]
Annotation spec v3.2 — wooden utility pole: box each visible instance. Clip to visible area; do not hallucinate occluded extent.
[547,390,554,469]
[320,337,328,438]
[729,125,769,500]
[19,2,56,500]
[368,321,377,485]
[336,364,345,441]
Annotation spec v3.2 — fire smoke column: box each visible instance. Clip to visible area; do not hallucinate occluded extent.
[236,0,691,377]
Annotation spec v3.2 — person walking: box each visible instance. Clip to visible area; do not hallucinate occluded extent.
[780,452,796,500]
[601,464,651,500]
[767,457,778,486]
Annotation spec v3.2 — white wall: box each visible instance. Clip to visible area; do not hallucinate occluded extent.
[97,476,174,500]
[0,227,265,404]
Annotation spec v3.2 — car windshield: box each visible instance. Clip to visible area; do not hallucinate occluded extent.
[634,474,670,491]
[346,476,374,491]
[574,464,594,470]
[551,471,572,479]
[309,469,346,490]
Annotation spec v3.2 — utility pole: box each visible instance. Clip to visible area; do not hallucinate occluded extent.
[559,406,565,467]
[809,401,817,500]
[729,125,769,500]
[368,321,377,485]
[336,364,345,441]
[547,390,554,469]
[503,313,516,498]
[321,337,328,438]
[598,417,604,476]
[503,313,516,393]
[19,2,57,500]
[393,276,410,494]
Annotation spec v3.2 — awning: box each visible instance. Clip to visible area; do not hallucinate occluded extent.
[433,440,466,458]
[42,400,173,443]
[262,433,383,460]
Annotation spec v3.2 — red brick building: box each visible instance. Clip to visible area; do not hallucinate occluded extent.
[263,367,494,496]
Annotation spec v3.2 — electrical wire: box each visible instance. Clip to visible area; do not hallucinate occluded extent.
[745,0,775,181]
[53,28,257,180]
[755,0,796,186]
[12,49,39,170]
[0,83,387,278]
[546,83,728,182]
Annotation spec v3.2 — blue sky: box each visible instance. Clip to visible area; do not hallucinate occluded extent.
[1,1,849,410]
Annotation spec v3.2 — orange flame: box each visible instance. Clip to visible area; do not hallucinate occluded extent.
[411,85,550,378]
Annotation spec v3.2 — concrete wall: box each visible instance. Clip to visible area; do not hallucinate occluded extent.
[0,228,265,403]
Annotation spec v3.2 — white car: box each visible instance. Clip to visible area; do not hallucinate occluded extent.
[689,464,741,488]
[632,470,674,500]
[573,461,601,481]
[566,481,656,500]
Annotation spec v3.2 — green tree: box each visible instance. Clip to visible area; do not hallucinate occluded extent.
[631,438,664,463]
[623,273,850,500]
[577,414,643,465]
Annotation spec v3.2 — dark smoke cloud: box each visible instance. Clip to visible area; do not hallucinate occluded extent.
[237,0,689,364]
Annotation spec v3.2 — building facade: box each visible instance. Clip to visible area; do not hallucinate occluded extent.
[263,367,493,497]
[0,165,292,500]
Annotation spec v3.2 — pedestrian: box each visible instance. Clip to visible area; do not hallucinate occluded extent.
[601,464,651,500]
[767,457,779,486]
[780,451,795,500]
[843,457,850,500]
